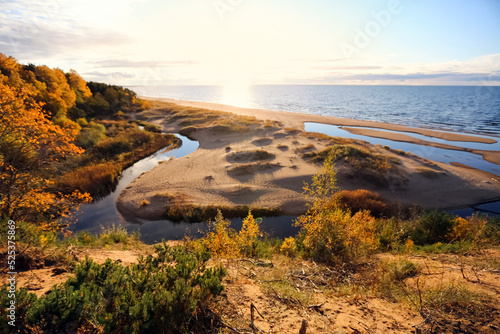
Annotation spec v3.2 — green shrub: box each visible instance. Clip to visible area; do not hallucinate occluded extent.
[410,210,455,245]
[77,122,106,148]
[1,244,226,333]
[484,216,500,244]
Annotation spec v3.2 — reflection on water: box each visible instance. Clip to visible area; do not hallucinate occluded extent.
[340,126,500,151]
[129,216,300,244]
[219,83,254,109]
[304,122,500,176]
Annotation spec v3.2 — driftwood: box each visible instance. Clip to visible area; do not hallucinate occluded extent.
[250,303,265,334]
[299,319,308,334]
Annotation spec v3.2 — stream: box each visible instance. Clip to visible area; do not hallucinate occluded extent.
[70,134,298,244]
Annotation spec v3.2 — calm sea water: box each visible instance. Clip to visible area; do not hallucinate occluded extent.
[130,85,500,136]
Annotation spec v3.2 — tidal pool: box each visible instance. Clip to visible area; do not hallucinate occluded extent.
[304,122,500,175]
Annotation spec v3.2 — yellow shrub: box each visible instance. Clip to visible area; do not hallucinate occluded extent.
[447,215,487,243]
[237,211,260,249]
[280,237,296,256]
[296,209,378,263]
[404,239,415,253]
[201,210,240,258]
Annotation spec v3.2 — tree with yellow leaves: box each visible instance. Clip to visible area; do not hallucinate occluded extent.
[0,82,89,227]
[294,154,378,263]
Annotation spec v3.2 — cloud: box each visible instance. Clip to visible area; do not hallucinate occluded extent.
[83,71,135,80]
[341,72,500,82]
[0,1,131,59]
[314,65,382,71]
[0,27,131,59]
[89,59,198,68]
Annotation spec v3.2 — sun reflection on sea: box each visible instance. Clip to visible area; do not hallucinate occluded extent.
[219,82,254,108]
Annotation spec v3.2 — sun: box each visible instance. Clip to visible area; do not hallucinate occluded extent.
[219,78,253,108]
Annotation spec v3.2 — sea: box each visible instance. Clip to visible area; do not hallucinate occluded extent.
[130,85,500,137]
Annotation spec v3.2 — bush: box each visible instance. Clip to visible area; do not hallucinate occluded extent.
[188,210,269,259]
[337,189,390,217]
[1,244,226,333]
[296,208,379,264]
[410,210,455,245]
[77,122,106,148]
[382,258,420,282]
[484,216,500,244]
[98,225,135,246]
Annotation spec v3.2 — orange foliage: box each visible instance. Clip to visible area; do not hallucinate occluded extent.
[67,69,92,99]
[0,82,87,223]
[337,189,389,217]
[58,162,121,195]
[446,215,487,243]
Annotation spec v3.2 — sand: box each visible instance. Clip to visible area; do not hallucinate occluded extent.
[116,98,500,220]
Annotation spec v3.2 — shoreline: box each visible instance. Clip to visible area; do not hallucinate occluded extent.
[142,96,500,142]
[142,97,500,168]
[116,98,500,220]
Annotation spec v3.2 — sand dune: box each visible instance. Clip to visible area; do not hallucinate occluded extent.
[116,99,500,220]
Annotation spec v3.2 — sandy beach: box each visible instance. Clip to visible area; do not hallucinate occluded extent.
[117,98,500,220]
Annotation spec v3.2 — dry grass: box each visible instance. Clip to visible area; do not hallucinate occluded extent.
[155,101,261,135]
[58,162,121,195]
[228,162,282,177]
[294,143,316,153]
[226,150,275,163]
[337,189,391,217]
[157,192,281,222]
[302,132,354,144]
[303,144,400,181]
[415,166,446,178]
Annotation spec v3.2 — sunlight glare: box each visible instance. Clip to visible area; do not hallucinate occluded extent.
[219,80,253,108]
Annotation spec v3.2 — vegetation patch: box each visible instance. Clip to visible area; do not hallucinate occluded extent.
[158,193,281,222]
[302,144,402,186]
[58,162,122,195]
[58,121,178,198]
[0,244,226,333]
[226,150,275,163]
[156,102,260,136]
[415,166,447,178]
[336,189,392,217]
[228,162,283,178]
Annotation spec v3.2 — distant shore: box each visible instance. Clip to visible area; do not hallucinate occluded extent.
[116,98,500,220]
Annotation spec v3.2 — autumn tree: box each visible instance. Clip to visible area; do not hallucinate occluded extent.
[293,155,379,263]
[0,82,89,227]
[33,65,77,119]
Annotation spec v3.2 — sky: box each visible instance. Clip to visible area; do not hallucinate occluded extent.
[1,0,500,86]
